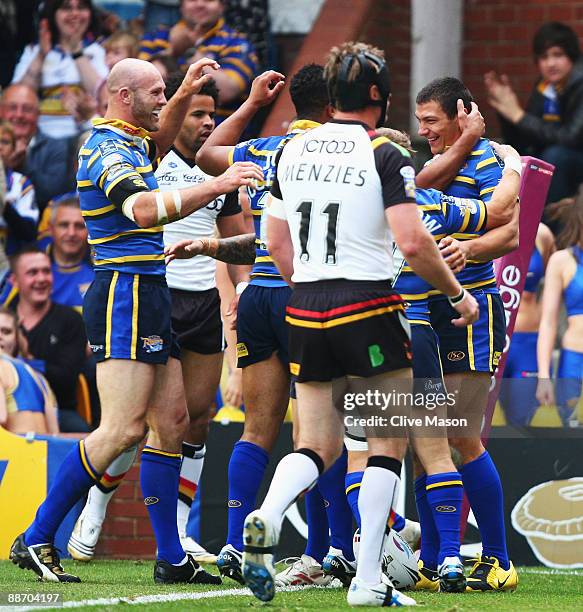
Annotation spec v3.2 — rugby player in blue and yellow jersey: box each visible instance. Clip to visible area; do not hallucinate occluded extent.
[175,65,356,586]
[9,57,263,584]
[414,78,519,592]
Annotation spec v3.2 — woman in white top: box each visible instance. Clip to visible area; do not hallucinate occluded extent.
[12,0,108,139]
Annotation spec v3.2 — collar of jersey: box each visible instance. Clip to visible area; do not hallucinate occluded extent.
[92,118,150,143]
[199,17,225,43]
[288,119,320,133]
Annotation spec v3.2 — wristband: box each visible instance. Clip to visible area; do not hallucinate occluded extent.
[71,50,84,60]
[447,288,466,307]
[235,281,249,295]
[503,156,522,177]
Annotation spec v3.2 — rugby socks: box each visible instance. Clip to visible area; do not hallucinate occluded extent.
[140,446,185,565]
[85,445,138,524]
[425,472,464,564]
[177,443,205,539]
[414,474,439,571]
[345,470,363,527]
[304,486,329,563]
[25,441,100,546]
[318,448,355,561]
[261,449,323,528]
[460,451,509,570]
[355,457,401,586]
[226,441,269,551]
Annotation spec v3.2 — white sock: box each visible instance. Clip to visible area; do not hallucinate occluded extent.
[261,451,321,528]
[85,445,138,524]
[177,443,205,538]
[356,465,400,586]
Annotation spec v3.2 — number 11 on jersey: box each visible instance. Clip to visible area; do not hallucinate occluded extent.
[295,200,341,265]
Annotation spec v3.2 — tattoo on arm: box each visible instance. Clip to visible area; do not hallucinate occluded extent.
[212,233,256,264]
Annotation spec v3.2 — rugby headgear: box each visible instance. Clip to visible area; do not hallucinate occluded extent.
[328,51,391,125]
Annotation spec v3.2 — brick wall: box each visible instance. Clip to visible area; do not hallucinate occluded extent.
[94,460,156,559]
[463,0,583,137]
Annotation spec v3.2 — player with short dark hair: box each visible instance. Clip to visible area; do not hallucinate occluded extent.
[415,77,519,592]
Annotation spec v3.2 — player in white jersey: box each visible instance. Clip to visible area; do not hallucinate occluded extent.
[68,76,250,565]
[239,42,478,607]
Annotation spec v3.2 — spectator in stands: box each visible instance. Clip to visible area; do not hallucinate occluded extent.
[139,0,259,128]
[10,246,89,432]
[484,22,583,203]
[0,122,39,255]
[11,0,108,139]
[0,307,59,434]
[103,30,139,70]
[536,189,583,427]
[0,84,78,210]
[149,53,180,82]
[46,196,94,312]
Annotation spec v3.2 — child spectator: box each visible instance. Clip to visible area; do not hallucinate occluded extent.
[103,30,138,70]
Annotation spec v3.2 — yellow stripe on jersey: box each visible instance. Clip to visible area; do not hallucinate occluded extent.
[399,292,430,300]
[467,323,475,370]
[453,175,477,185]
[94,254,165,265]
[87,150,101,168]
[131,275,139,360]
[104,172,141,197]
[228,147,235,166]
[345,483,361,495]
[487,294,494,370]
[286,304,403,329]
[81,204,116,217]
[372,136,390,150]
[222,69,247,91]
[254,256,273,263]
[105,271,119,359]
[476,201,486,231]
[458,206,472,233]
[476,156,498,170]
[407,319,431,326]
[248,145,277,157]
[479,186,496,197]
[77,179,93,188]
[142,448,181,458]
[419,204,442,211]
[88,227,163,245]
[470,149,485,156]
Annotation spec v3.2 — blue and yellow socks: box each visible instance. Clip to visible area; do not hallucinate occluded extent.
[226,440,269,551]
[414,474,439,571]
[25,440,101,546]
[140,446,184,565]
[460,451,509,569]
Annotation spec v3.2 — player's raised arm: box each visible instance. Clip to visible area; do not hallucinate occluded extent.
[152,58,220,156]
[196,70,285,176]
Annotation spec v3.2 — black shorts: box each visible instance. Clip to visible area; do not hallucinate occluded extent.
[287,280,412,383]
[430,290,505,374]
[84,270,180,364]
[170,287,224,354]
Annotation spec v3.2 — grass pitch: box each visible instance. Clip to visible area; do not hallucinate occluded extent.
[0,561,581,610]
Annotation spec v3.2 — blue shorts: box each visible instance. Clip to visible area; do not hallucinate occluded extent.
[430,290,505,375]
[236,284,292,369]
[84,271,180,364]
[411,323,445,395]
[499,331,538,426]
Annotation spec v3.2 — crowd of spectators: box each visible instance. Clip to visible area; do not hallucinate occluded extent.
[0,0,262,433]
[0,3,581,433]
